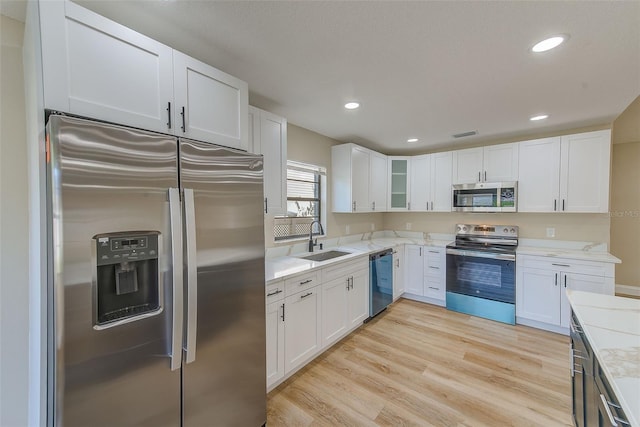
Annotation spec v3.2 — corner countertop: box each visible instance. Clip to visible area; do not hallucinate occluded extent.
[265,232,452,283]
[567,290,640,426]
[516,238,621,264]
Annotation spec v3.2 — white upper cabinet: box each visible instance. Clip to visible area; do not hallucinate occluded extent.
[452,143,519,184]
[452,147,484,184]
[388,157,411,211]
[40,1,174,134]
[408,152,452,212]
[430,151,453,212]
[173,51,248,149]
[370,152,388,212]
[560,130,611,213]
[483,143,520,182]
[409,155,430,212]
[332,144,382,213]
[518,137,562,212]
[248,106,287,215]
[518,130,611,213]
[39,1,249,150]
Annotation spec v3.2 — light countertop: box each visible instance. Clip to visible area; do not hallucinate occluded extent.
[266,232,621,283]
[567,290,640,426]
[516,246,621,264]
[265,232,452,283]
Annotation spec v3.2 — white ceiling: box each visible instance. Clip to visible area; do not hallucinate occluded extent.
[5,1,640,154]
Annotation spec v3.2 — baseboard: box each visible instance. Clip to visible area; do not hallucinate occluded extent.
[616,284,640,297]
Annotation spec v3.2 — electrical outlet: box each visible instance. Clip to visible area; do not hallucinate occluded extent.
[406,222,412,230]
[345,225,350,234]
[370,223,375,231]
[546,227,555,238]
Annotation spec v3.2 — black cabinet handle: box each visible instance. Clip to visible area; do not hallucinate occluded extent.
[300,292,313,299]
[267,289,282,297]
[264,198,268,214]
[562,199,565,211]
[281,303,285,321]
[299,279,312,285]
[166,102,172,129]
[180,106,186,132]
[554,199,557,211]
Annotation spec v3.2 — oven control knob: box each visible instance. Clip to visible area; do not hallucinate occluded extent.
[510,228,516,233]
[503,228,508,233]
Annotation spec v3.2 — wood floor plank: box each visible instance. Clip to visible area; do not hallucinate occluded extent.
[267,298,572,426]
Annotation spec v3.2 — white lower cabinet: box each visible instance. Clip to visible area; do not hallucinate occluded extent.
[404,245,424,295]
[423,248,445,301]
[347,268,369,329]
[267,256,370,391]
[516,255,615,332]
[321,277,349,347]
[266,300,285,388]
[392,247,405,300]
[284,287,321,374]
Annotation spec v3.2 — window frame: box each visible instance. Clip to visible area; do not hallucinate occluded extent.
[273,161,326,242]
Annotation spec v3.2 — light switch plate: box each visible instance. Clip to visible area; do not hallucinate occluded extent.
[546,227,555,238]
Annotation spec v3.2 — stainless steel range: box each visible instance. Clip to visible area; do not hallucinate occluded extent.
[445,224,518,324]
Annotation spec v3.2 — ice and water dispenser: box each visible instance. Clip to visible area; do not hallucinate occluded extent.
[93,231,162,328]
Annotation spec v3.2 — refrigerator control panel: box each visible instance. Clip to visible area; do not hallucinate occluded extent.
[95,232,159,266]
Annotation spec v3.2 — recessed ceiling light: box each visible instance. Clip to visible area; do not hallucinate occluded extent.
[344,102,360,110]
[530,114,549,121]
[531,35,567,53]
[407,138,419,143]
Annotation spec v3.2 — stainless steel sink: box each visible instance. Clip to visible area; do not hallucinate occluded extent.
[298,250,351,262]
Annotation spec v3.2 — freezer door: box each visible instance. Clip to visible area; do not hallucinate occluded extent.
[47,115,181,427]
[179,139,266,427]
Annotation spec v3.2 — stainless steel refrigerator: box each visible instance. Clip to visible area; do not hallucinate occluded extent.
[46,114,266,426]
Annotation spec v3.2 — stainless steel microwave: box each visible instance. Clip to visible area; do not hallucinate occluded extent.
[452,182,517,212]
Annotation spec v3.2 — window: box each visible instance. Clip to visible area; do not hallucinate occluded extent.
[274,161,326,241]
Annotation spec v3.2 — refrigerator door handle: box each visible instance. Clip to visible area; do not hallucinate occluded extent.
[169,187,184,371]
[184,188,198,364]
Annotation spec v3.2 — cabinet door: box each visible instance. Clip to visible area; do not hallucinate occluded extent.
[260,110,287,216]
[560,130,611,213]
[266,301,285,389]
[393,248,405,300]
[388,157,410,210]
[404,245,424,295]
[430,151,453,212]
[40,1,174,134]
[518,137,561,212]
[452,147,483,184]
[348,268,370,329]
[516,267,561,324]
[351,147,371,212]
[173,51,248,149]
[409,155,431,211]
[370,152,388,211]
[321,277,348,348]
[560,273,608,328]
[284,288,321,373]
[484,143,519,182]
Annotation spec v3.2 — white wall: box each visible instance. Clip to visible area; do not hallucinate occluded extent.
[0,13,30,427]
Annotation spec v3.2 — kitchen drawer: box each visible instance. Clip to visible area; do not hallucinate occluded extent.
[285,270,320,295]
[425,248,444,269]
[322,256,368,283]
[266,280,285,304]
[424,281,445,299]
[518,255,608,277]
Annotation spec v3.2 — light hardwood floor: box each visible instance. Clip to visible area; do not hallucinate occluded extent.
[267,298,572,426]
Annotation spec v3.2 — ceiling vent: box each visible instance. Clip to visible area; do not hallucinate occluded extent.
[452,130,478,138]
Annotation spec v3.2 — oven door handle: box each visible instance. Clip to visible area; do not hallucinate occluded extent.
[446,248,516,261]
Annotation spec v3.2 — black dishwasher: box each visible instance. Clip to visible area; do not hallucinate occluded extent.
[369,249,393,318]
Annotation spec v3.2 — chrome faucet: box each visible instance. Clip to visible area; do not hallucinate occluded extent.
[308,220,324,252]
